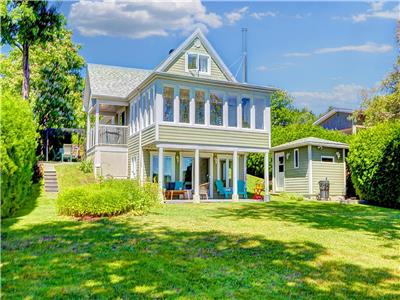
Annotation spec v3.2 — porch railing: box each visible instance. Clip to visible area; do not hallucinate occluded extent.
[89,125,128,148]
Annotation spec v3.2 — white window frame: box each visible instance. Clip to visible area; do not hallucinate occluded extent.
[179,87,191,124]
[185,51,211,76]
[321,156,335,163]
[162,85,175,123]
[209,90,225,127]
[294,148,300,169]
[130,156,137,179]
[150,151,176,183]
[179,152,194,188]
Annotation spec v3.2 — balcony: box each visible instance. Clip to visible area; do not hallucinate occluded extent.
[88,125,128,149]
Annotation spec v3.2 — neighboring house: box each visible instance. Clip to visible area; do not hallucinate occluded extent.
[83,29,276,201]
[313,108,364,135]
[271,137,348,198]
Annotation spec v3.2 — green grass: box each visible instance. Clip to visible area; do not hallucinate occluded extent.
[2,166,400,299]
[55,163,96,191]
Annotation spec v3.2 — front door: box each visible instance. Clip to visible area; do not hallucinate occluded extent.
[275,153,285,192]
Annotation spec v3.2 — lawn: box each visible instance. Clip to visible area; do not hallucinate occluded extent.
[2,166,400,299]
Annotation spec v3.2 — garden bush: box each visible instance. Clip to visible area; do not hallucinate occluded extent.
[79,158,94,173]
[347,121,400,208]
[0,92,37,218]
[57,179,161,217]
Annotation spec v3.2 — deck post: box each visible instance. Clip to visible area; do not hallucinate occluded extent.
[264,151,270,202]
[86,112,90,150]
[159,147,164,191]
[193,149,200,203]
[243,154,247,183]
[95,103,99,146]
[232,151,238,201]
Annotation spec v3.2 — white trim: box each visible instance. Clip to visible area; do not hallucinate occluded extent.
[274,152,285,192]
[343,148,346,196]
[308,145,313,195]
[293,148,300,169]
[264,150,270,202]
[156,143,269,153]
[158,120,268,133]
[130,155,137,179]
[89,145,128,153]
[321,156,335,163]
[150,151,176,184]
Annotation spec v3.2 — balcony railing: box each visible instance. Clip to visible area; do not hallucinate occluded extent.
[89,125,128,149]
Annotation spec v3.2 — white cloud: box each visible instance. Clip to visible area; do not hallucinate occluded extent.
[69,0,222,39]
[284,42,393,57]
[256,62,294,72]
[225,6,249,25]
[256,65,269,72]
[291,84,365,113]
[352,2,399,22]
[250,11,276,20]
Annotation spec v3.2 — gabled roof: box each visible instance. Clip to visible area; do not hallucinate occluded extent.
[87,64,152,99]
[155,28,237,82]
[313,108,354,126]
[271,137,349,152]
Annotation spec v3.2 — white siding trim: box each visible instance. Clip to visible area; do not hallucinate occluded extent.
[308,145,313,195]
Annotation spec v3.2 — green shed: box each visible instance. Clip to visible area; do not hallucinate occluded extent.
[271,137,349,198]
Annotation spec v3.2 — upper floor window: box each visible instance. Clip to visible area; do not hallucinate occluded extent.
[210,92,223,126]
[228,95,237,127]
[241,97,251,128]
[186,52,210,75]
[195,90,205,124]
[163,86,174,122]
[254,98,265,129]
[179,89,190,123]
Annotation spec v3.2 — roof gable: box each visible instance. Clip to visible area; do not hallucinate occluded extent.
[313,108,354,126]
[156,29,236,82]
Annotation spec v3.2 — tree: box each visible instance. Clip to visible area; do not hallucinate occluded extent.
[1,0,63,99]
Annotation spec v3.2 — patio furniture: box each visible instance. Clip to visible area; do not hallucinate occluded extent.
[253,181,264,200]
[215,180,232,199]
[174,181,184,190]
[199,182,209,200]
[238,180,248,199]
[165,189,190,201]
[61,144,73,162]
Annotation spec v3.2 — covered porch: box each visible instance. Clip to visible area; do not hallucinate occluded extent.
[147,145,270,202]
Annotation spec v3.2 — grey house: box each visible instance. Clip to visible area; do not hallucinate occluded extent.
[313,108,364,135]
[271,137,349,198]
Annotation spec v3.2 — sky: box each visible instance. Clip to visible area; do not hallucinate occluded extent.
[57,1,398,114]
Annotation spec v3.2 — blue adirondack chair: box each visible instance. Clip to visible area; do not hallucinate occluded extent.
[238,180,248,199]
[174,181,184,190]
[215,180,233,199]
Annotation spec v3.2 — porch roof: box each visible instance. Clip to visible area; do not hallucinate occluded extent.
[271,137,349,152]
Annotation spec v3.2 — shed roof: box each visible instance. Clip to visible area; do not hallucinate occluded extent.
[87,64,152,99]
[271,137,349,151]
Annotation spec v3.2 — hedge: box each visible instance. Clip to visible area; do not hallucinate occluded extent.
[57,179,161,217]
[1,92,37,218]
[347,121,400,208]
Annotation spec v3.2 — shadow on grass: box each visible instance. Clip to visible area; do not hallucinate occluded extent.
[212,199,400,240]
[2,218,398,299]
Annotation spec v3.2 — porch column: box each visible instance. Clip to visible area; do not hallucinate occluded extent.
[243,154,247,182]
[159,147,164,191]
[232,151,238,201]
[264,151,270,202]
[225,158,229,188]
[95,103,99,146]
[193,149,200,203]
[86,112,90,150]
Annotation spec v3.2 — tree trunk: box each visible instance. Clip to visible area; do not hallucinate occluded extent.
[22,43,30,100]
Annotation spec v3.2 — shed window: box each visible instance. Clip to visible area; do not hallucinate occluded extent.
[294,149,299,168]
[321,156,334,163]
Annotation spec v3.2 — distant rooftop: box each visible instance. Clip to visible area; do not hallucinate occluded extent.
[271,137,349,151]
[87,64,152,99]
[313,107,355,126]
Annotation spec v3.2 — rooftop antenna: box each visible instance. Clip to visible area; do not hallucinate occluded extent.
[242,28,248,83]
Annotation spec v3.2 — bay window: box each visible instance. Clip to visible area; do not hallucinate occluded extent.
[163,86,174,122]
[210,92,223,126]
[241,97,251,128]
[179,89,190,123]
[195,90,205,124]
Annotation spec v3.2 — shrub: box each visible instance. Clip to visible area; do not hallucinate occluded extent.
[79,158,93,173]
[0,92,37,218]
[347,121,400,208]
[57,179,161,217]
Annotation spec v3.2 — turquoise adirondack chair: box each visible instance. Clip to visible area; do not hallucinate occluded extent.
[238,180,248,199]
[174,181,184,190]
[215,180,233,199]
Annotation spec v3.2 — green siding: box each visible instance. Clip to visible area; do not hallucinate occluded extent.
[165,39,229,82]
[312,147,344,163]
[283,146,309,194]
[127,134,139,178]
[142,126,156,146]
[159,125,269,149]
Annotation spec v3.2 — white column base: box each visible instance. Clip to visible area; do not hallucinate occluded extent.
[193,194,200,203]
[232,194,239,201]
[264,194,270,202]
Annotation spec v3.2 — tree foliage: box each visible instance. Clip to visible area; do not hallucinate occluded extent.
[347,121,400,208]
[1,0,63,99]
[0,91,37,217]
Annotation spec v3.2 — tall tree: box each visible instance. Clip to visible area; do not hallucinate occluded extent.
[0,0,63,99]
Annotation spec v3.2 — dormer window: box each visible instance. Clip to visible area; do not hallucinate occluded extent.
[186,52,211,75]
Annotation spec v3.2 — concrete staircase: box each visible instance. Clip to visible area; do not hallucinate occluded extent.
[43,165,59,193]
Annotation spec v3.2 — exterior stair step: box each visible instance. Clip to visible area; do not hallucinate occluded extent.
[43,164,59,194]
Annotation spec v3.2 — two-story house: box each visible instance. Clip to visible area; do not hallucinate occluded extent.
[83,29,276,202]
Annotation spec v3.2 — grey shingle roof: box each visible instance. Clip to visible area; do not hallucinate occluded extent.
[271,137,349,151]
[87,64,152,99]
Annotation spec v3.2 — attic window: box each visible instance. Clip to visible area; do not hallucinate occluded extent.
[186,52,210,75]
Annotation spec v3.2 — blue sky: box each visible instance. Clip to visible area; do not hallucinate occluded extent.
[59,1,398,114]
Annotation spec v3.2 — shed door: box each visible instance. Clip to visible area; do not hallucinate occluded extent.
[275,153,285,192]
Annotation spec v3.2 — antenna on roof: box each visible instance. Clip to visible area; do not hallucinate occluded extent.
[242,28,248,83]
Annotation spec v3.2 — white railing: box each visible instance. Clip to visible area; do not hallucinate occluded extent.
[89,125,128,148]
